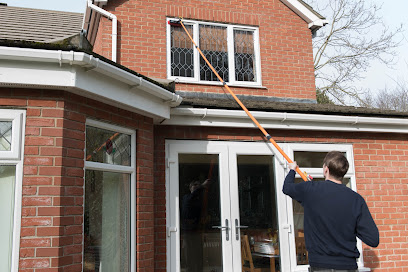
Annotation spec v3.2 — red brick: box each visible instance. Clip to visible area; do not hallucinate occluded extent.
[39,166,62,176]
[0,98,26,106]
[25,136,55,146]
[51,236,73,247]
[36,247,63,257]
[38,187,63,196]
[38,207,63,216]
[51,255,73,267]
[26,118,55,127]
[37,227,64,237]
[22,197,52,206]
[20,238,51,248]
[28,99,57,107]
[41,108,64,118]
[24,177,53,186]
[19,258,50,269]
[24,157,53,166]
[21,217,52,227]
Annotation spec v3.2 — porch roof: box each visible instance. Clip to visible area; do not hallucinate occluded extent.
[178,93,408,119]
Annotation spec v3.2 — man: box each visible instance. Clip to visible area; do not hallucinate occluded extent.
[283,151,379,272]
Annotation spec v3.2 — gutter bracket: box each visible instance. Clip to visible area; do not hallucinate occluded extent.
[281,112,287,123]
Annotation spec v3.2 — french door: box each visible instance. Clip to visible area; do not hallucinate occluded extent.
[166,140,291,272]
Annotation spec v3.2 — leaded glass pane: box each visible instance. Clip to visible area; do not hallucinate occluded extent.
[199,25,229,82]
[171,25,194,78]
[86,126,131,166]
[234,30,255,82]
[0,121,12,151]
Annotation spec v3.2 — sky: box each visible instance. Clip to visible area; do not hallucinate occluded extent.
[3,0,408,94]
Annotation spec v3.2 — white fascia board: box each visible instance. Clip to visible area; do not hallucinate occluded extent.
[280,0,328,30]
[163,108,408,134]
[0,46,182,121]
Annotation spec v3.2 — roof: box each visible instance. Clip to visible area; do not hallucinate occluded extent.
[280,0,327,31]
[297,0,325,20]
[178,92,408,119]
[0,5,83,43]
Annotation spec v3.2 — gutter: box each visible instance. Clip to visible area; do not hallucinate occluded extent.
[86,0,117,62]
[163,107,408,134]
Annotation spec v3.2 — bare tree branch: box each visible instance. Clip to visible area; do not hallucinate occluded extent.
[305,0,404,105]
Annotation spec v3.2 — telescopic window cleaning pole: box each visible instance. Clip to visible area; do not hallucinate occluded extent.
[169,18,310,181]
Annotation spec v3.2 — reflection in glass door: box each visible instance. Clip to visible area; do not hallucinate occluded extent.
[178,154,223,272]
[236,155,280,272]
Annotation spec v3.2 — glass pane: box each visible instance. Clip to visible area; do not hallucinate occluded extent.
[0,121,12,151]
[179,154,222,272]
[86,126,131,166]
[84,170,130,272]
[0,165,16,272]
[294,151,346,168]
[237,155,280,272]
[292,177,351,265]
[234,30,255,82]
[199,25,229,82]
[171,24,194,77]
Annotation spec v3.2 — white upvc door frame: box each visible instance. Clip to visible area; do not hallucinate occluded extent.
[227,141,290,272]
[166,140,290,272]
[166,140,233,272]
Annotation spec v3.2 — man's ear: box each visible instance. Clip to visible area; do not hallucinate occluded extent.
[323,165,329,177]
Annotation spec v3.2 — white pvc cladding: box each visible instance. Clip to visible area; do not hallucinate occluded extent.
[163,107,408,134]
[0,46,182,122]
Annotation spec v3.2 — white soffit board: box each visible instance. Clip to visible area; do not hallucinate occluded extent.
[0,46,182,121]
[163,107,408,134]
[280,0,328,30]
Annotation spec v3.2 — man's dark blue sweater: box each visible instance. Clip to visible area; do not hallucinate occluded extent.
[283,170,379,269]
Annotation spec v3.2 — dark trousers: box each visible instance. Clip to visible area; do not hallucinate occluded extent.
[309,267,357,272]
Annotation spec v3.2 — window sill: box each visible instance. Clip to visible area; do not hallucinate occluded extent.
[294,266,371,272]
[172,79,267,89]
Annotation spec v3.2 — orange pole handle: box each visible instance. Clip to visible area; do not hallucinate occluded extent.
[178,19,308,181]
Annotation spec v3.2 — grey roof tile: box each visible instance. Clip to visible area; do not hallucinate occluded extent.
[0,5,83,42]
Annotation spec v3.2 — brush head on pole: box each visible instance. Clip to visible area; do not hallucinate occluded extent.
[168,19,182,27]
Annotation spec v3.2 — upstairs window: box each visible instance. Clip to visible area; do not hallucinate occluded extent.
[167,18,261,86]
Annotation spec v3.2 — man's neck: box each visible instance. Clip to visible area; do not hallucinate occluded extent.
[326,175,343,184]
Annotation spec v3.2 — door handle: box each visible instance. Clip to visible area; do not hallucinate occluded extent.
[235,219,248,240]
[212,219,230,241]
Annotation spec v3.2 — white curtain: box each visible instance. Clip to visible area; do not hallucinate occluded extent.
[0,165,16,272]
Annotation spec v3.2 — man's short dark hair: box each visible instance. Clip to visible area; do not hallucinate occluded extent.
[323,151,349,180]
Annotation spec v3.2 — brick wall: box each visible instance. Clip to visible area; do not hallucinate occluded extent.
[1,89,155,272]
[154,125,408,271]
[94,0,316,101]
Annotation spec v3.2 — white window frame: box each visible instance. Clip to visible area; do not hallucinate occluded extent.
[285,143,369,272]
[0,109,25,272]
[84,119,136,272]
[0,110,24,160]
[166,18,262,87]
